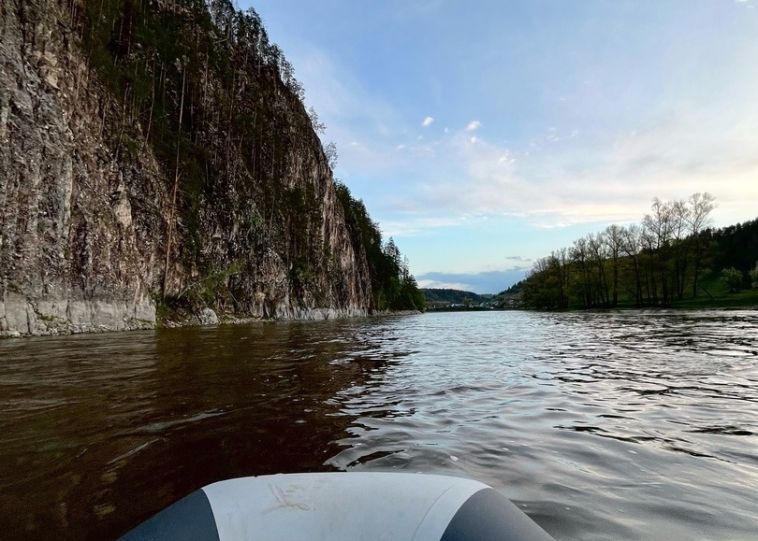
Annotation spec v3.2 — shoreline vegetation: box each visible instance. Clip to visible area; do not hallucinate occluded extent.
[424,299,758,313]
[501,194,758,311]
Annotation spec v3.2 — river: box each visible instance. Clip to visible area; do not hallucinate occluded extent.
[0,310,756,540]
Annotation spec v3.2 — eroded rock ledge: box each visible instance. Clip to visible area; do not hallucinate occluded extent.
[0,292,369,338]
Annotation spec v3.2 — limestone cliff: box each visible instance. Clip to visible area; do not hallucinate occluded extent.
[0,0,372,337]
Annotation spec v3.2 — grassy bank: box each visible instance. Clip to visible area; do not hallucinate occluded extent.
[669,274,758,309]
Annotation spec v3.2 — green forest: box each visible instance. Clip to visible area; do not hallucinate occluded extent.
[518,194,758,310]
[336,183,426,311]
[66,0,423,312]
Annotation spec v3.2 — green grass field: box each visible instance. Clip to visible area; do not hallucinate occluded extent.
[671,273,758,309]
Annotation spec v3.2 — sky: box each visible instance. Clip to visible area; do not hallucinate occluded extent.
[241,0,758,293]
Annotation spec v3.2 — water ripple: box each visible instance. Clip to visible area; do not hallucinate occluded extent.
[327,310,758,540]
[0,311,756,540]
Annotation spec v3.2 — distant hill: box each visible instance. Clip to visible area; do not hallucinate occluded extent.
[421,288,492,306]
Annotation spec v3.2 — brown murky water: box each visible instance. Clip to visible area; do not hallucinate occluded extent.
[0,311,756,540]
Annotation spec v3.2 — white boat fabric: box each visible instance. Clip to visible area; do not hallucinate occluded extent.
[203,473,486,541]
[120,472,555,541]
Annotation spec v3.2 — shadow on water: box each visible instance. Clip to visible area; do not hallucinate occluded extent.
[0,319,407,540]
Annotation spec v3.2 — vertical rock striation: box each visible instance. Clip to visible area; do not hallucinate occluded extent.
[0,0,372,337]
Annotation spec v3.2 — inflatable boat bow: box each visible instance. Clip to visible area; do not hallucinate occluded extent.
[120,472,555,541]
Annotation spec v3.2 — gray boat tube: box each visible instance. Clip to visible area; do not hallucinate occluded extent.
[119,472,555,541]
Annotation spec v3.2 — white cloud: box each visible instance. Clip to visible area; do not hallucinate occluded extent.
[285,36,758,239]
[381,215,469,237]
[422,116,435,127]
[417,280,473,290]
[382,106,758,234]
[276,46,409,178]
[498,150,515,164]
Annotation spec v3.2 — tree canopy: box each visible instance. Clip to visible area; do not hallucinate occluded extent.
[335,182,425,311]
[518,194,758,309]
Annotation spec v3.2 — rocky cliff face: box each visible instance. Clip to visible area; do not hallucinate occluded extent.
[0,0,372,337]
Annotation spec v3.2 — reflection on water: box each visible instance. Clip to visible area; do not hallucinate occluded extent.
[0,311,756,540]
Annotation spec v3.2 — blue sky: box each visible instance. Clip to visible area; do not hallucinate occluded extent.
[243,0,758,293]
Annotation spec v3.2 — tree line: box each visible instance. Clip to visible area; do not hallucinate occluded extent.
[335,182,426,311]
[520,194,758,309]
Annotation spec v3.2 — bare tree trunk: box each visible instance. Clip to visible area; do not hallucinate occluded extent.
[633,257,642,305]
[692,238,702,298]
[163,67,186,298]
[142,63,160,151]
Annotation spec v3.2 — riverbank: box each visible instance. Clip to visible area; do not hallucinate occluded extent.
[159,305,370,331]
[0,300,422,339]
[513,273,758,313]
[515,299,758,314]
[0,301,356,339]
